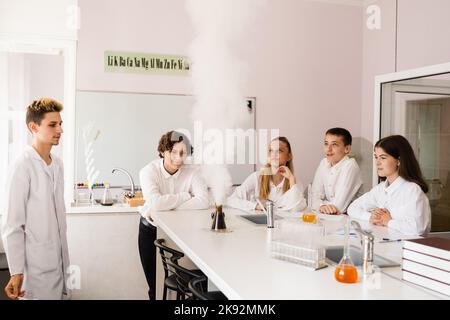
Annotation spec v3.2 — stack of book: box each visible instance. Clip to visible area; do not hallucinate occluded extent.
[402,237,450,296]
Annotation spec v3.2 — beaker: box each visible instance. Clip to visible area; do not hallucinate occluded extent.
[334,216,358,283]
[302,212,317,224]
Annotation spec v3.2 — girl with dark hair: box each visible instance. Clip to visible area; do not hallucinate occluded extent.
[348,135,431,236]
[226,137,306,213]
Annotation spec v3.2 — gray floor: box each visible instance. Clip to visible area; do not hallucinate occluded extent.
[429,231,450,239]
[0,270,8,300]
[0,253,9,300]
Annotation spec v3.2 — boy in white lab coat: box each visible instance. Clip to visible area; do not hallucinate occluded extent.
[311,128,363,215]
[1,98,70,300]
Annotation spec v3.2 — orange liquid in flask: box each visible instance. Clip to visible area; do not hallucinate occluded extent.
[334,265,358,283]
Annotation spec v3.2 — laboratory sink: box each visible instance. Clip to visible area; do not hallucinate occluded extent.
[122,186,142,192]
[326,245,400,268]
[240,214,268,224]
[240,214,281,225]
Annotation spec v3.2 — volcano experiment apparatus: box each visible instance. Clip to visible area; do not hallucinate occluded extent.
[211,205,227,232]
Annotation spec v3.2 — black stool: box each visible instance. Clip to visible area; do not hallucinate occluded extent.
[154,239,185,300]
[166,260,220,300]
[189,275,228,300]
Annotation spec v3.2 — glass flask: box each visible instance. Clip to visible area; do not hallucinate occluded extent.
[303,183,318,223]
[101,183,114,206]
[335,216,358,283]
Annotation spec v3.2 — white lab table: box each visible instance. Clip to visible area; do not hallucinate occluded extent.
[153,208,447,300]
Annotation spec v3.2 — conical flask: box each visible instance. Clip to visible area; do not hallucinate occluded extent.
[334,216,358,283]
[211,205,227,231]
[101,183,114,206]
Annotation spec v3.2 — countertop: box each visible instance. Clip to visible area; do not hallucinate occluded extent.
[66,202,140,214]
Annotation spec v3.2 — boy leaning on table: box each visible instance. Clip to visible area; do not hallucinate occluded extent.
[138,131,210,300]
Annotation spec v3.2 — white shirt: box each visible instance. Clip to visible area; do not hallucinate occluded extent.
[1,146,70,299]
[311,156,363,212]
[347,176,431,236]
[226,171,307,214]
[139,159,210,226]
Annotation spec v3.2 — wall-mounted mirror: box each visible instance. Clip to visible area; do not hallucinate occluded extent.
[376,63,450,232]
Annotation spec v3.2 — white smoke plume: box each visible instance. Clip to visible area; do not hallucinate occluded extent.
[186,0,266,206]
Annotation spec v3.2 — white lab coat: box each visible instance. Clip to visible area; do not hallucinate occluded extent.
[226,171,307,214]
[347,176,431,236]
[311,156,363,212]
[1,146,70,300]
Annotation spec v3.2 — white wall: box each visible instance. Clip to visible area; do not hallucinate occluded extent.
[76,0,192,94]
[244,0,363,185]
[360,0,397,190]
[28,54,65,103]
[397,0,450,71]
[0,0,78,39]
[360,0,450,190]
[76,0,363,186]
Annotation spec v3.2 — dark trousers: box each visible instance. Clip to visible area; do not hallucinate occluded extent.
[138,217,157,300]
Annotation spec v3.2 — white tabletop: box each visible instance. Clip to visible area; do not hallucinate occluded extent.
[154,208,445,300]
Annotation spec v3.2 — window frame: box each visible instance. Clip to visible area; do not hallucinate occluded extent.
[0,34,77,207]
[373,62,450,187]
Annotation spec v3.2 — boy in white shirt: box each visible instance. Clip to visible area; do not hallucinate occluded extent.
[138,131,209,300]
[311,128,362,215]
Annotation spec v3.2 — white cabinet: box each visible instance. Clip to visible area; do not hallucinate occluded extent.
[66,211,148,299]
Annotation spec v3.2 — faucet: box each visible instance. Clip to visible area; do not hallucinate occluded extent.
[112,167,135,198]
[351,220,375,275]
